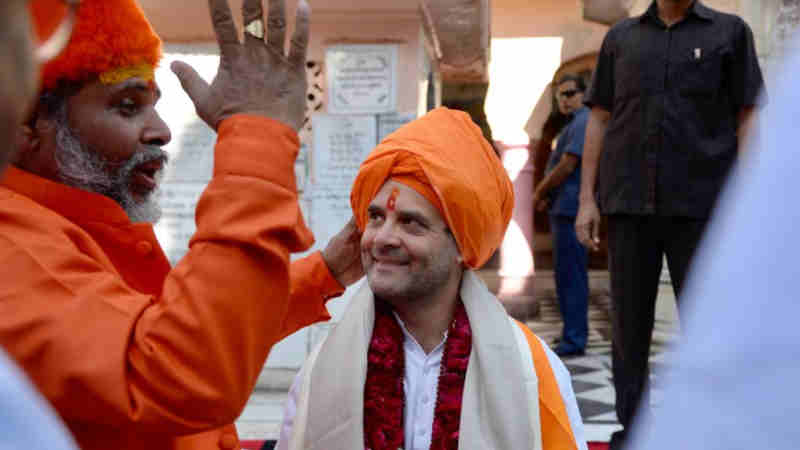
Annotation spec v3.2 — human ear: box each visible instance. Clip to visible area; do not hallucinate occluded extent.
[13,124,38,163]
[13,114,56,172]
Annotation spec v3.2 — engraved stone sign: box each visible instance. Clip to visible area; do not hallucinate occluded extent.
[378,111,417,142]
[309,114,377,255]
[326,45,398,114]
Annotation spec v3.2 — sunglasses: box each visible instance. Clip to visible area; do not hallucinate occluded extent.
[35,0,81,63]
[558,89,580,99]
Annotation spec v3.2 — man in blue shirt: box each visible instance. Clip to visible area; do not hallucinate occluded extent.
[533,74,590,357]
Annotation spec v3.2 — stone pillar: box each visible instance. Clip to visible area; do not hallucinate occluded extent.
[581,0,634,25]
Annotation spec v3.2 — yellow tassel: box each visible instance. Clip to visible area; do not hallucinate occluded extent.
[99,64,155,85]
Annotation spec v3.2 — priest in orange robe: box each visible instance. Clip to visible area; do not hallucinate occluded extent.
[0,0,358,449]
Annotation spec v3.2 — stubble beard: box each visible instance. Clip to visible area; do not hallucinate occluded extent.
[366,244,460,308]
[52,106,167,224]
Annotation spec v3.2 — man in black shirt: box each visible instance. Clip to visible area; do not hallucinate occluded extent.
[577,1,765,448]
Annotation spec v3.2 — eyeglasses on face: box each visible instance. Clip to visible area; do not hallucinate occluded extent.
[35,0,81,63]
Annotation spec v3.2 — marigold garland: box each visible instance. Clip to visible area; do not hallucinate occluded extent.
[363,300,472,450]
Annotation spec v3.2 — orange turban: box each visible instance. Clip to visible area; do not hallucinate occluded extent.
[30,0,162,90]
[351,107,514,269]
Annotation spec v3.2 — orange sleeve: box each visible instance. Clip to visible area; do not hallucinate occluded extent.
[280,252,343,341]
[0,115,314,435]
[515,320,578,450]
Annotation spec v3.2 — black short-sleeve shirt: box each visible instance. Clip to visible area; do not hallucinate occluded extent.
[584,0,765,218]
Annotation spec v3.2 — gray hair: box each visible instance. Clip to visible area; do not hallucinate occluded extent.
[50,100,166,223]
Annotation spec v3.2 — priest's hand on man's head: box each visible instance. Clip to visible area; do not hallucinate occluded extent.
[171,0,310,131]
[322,217,364,288]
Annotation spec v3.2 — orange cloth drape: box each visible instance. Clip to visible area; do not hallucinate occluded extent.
[30,0,163,90]
[516,320,579,450]
[351,107,514,269]
[0,115,341,449]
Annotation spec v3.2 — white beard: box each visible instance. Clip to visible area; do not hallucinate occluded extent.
[53,107,165,224]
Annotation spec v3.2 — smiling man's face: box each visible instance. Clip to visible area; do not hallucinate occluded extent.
[361,180,462,306]
[37,77,172,222]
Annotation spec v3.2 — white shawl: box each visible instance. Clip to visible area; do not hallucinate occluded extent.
[288,271,542,450]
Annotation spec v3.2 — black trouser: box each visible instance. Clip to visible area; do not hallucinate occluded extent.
[606,215,707,431]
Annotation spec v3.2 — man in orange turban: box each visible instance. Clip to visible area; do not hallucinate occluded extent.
[0,0,362,449]
[277,108,587,450]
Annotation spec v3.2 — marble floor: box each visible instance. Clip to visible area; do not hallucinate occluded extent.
[526,283,680,443]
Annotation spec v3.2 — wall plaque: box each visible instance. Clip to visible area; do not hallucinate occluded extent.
[378,111,417,142]
[326,45,398,114]
[309,113,377,248]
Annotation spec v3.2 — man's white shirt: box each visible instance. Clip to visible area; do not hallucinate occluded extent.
[395,313,449,450]
[276,317,587,450]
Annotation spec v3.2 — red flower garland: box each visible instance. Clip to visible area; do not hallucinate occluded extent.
[430,302,471,450]
[364,300,472,450]
[364,300,406,450]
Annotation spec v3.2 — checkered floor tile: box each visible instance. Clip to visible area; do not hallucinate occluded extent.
[526,286,679,442]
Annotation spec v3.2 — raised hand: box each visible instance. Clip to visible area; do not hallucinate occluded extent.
[171,0,310,131]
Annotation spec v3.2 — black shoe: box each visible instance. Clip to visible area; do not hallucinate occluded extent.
[553,346,585,357]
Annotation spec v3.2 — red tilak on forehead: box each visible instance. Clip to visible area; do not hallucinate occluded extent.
[386,188,399,211]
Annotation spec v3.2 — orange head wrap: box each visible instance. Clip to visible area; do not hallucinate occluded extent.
[30,0,162,90]
[351,107,514,269]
